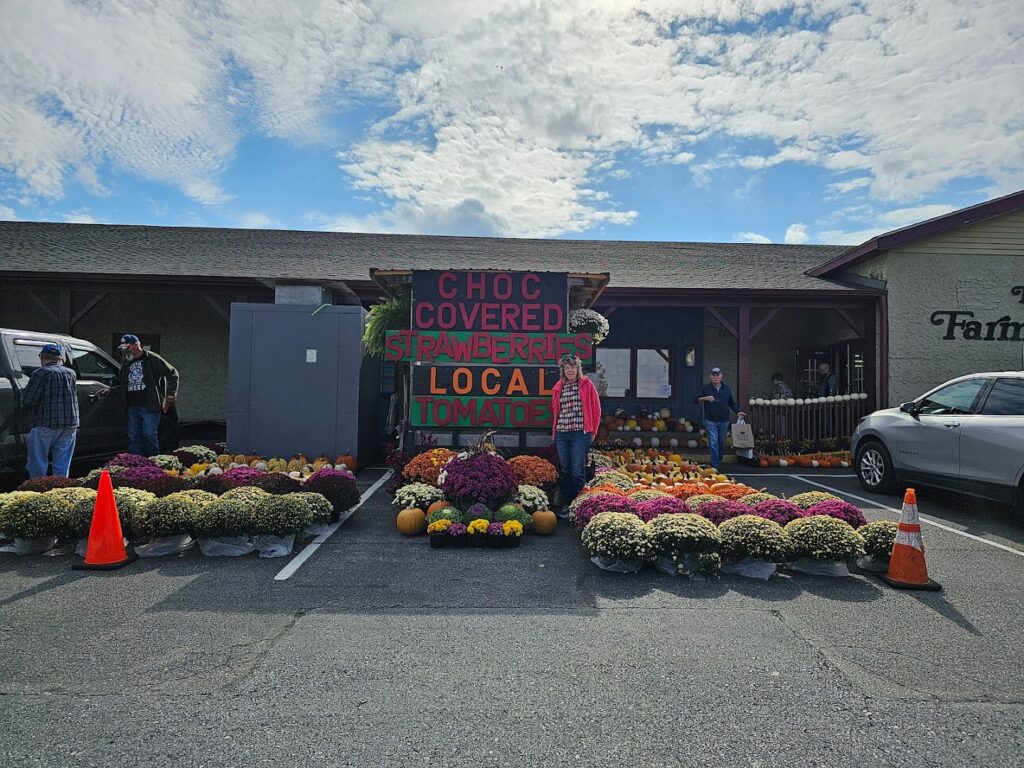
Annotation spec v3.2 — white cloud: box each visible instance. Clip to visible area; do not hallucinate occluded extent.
[817,226,887,246]
[784,223,808,244]
[61,209,98,224]
[238,212,280,229]
[0,203,18,221]
[735,231,772,243]
[880,204,958,227]
[0,0,1020,235]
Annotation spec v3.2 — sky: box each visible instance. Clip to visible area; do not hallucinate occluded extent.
[0,0,1021,245]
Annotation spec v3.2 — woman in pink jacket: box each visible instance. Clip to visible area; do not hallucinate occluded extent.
[550,353,602,512]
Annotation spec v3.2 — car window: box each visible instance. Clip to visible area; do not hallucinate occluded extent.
[980,378,1024,416]
[917,379,987,415]
[70,347,119,385]
[11,341,61,377]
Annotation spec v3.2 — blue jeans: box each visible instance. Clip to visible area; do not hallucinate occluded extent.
[127,406,161,457]
[27,426,78,478]
[555,430,592,506]
[705,420,730,469]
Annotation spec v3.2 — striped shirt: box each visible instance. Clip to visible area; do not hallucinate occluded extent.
[556,380,585,432]
[20,363,79,429]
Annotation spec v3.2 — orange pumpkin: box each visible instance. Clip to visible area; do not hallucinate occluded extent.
[758,458,769,468]
[531,509,557,535]
[396,508,426,535]
[335,453,356,470]
[767,456,781,467]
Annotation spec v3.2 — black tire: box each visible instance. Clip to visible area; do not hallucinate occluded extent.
[855,440,898,494]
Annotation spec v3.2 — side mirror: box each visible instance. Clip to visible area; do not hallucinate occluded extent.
[899,401,918,416]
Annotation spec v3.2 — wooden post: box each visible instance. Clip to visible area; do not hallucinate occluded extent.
[737,306,750,409]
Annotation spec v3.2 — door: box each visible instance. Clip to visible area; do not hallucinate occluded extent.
[959,377,1024,502]
[891,378,988,488]
[66,344,127,456]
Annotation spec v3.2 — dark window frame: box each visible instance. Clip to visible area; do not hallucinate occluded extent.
[978,377,1024,416]
[594,346,674,401]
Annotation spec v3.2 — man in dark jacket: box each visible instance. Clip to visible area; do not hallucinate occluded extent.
[20,344,79,477]
[115,334,179,457]
[693,366,745,470]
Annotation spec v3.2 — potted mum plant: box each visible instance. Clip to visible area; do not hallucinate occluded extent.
[647,513,721,577]
[467,518,489,547]
[581,511,652,573]
[856,519,899,572]
[251,496,314,558]
[784,515,865,576]
[502,519,524,547]
[192,496,256,556]
[131,493,203,556]
[447,522,468,548]
[718,515,790,580]
[427,518,451,548]
[486,521,505,548]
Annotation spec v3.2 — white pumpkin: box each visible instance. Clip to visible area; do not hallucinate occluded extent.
[288,471,301,479]
[651,426,659,432]
[795,398,804,405]
[634,426,642,431]
[659,408,671,419]
[632,437,642,447]
[826,396,836,403]
[778,459,789,467]
[686,439,698,449]
[685,423,694,433]
[208,465,223,475]
[786,398,795,406]
[769,399,779,406]
[811,460,820,468]
[254,461,269,471]
[668,438,679,448]
[649,437,660,448]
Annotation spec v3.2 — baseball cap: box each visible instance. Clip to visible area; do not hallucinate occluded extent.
[119,333,140,348]
[710,367,722,374]
[39,343,62,356]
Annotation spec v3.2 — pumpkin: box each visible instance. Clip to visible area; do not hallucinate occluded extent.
[233,454,248,465]
[758,458,769,468]
[191,462,210,474]
[531,509,557,535]
[396,508,426,535]
[653,419,667,432]
[216,454,232,467]
[767,456,781,467]
[335,453,356,470]
[659,408,671,419]
[427,500,453,516]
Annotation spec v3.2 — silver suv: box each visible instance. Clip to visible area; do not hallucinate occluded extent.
[851,372,1024,507]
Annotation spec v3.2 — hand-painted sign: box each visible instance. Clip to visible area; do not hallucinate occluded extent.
[408,270,575,429]
[930,290,1023,341]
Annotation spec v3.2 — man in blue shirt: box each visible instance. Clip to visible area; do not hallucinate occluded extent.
[20,344,80,478]
[694,366,745,470]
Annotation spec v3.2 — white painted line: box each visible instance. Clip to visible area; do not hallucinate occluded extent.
[791,475,1024,559]
[730,473,857,479]
[274,469,394,581]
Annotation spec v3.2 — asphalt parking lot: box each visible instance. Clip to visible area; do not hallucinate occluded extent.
[2,468,1022,767]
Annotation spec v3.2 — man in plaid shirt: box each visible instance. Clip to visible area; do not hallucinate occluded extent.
[20,344,80,477]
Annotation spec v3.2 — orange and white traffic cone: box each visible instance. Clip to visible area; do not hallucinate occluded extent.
[880,488,941,591]
[72,470,136,571]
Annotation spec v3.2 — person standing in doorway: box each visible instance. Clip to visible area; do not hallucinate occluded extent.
[817,361,838,396]
[550,353,601,515]
[694,366,745,470]
[20,344,79,478]
[115,334,179,457]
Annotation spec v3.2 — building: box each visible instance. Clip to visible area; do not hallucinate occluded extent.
[1,189,1021,449]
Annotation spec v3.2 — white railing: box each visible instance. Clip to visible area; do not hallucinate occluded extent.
[747,393,870,442]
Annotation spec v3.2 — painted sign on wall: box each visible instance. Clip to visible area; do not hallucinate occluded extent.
[386,270,586,428]
[930,287,1024,341]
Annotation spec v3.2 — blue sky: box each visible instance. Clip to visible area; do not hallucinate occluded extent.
[1,1,1021,246]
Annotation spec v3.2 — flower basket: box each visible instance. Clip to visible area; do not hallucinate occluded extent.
[469,534,487,548]
[448,533,468,548]
[487,533,504,548]
[429,532,447,549]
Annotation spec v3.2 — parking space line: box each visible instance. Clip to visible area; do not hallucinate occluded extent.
[730,473,857,479]
[274,469,394,581]
[792,475,1024,558]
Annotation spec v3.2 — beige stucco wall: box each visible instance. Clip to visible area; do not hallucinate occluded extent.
[0,288,229,422]
[842,208,1024,405]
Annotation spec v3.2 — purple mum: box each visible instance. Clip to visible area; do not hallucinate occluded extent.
[574,494,639,530]
[105,453,155,468]
[635,495,688,522]
[303,468,359,518]
[440,454,518,509]
[694,499,750,526]
[221,466,267,487]
[751,498,804,525]
[804,499,868,528]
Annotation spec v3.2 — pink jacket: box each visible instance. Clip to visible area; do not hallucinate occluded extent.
[550,375,602,438]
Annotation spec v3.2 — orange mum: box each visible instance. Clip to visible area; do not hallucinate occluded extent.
[668,483,710,499]
[507,455,559,485]
[402,448,456,486]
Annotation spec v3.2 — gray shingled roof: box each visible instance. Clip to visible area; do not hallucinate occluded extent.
[0,221,854,291]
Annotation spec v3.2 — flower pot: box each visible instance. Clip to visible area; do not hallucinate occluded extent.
[487,533,504,548]
[429,533,447,549]
[449,535,468,548]
[504,535,521,548]
[469,534,486,548]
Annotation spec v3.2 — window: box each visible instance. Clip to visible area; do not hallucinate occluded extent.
[595,348,672,399]
[12,340,61,377]
[917,379,986,415]
[980,378,1024,416]
[70,347,119,385]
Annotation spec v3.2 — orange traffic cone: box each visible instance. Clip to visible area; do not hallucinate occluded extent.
[880,488,940,591]
[72,470,136,571]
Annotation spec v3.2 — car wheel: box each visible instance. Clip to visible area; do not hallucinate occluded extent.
[856,440,897,494]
